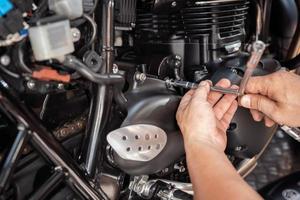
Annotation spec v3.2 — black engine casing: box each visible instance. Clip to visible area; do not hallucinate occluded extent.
[112,61,278,175]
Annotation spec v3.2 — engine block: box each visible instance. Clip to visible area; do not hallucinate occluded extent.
[134,0,250,80]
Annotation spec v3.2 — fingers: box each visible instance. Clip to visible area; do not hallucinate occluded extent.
[213,85,239,120]
[176,89,195,121]
[264,116,276,127]
[178,89,195,110]
[207,79,231,106]
[177,81,210,122]
[250,109,264,122]
[220,100,238,129]
[245,76,270,95]
[191,81,210,102]
[240,94,277,120]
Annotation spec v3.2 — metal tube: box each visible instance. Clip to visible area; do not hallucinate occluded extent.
[30,132,106,200]
[84,0,115,177]
[255,1,263,40]
[84,85,109,176]
[102,0,114,72]
[29,170,64,200]
[0,125,28,193]
[0,81,108,200]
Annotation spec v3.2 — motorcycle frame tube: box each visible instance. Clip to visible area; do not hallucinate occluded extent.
[28,170,65,200]
[0,125,28,193]
[84,0,115,177]
[0,80,108,200]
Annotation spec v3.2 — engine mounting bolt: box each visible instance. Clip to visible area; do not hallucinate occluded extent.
[235,146,243,152]
[27,80,35,89]
[54,166,63,172]
[113,64,119,74]
[0,55,11,66]
[231,68,238,74]
[174,163,186,172]
[135,72,147,82]
[171,1,177,7]
[71,28,81,42]
[175,55,181,60]
[57,83,64,90]
[17,124,26,131]
[162,168,169,173]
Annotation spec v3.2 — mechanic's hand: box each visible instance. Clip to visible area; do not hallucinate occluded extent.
[239,70,300,127]
[176,79,238,152]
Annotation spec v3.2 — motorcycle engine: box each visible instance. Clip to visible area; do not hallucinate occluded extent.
[134,0,249,81]
[108,0,277,177]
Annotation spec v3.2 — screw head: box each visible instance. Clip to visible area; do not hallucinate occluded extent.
[171,1,177,7]
[139,73,147,82]
[162,168,169,173]
[71,28,81,42]
[231,68,238,74]
[113,64,119,74]
[0,55,11,66]
[27,80,35,89]
[57,83,64,90]
[235,146,243,151]
[135,73,146,82]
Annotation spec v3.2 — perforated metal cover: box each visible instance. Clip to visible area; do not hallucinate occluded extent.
[107,124,167,162]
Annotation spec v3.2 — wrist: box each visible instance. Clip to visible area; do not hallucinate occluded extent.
[183,134,225,155]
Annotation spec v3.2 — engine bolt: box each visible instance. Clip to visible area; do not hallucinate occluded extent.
[162,168,169,173]
[231,68,238,74]
[171,1,177,7]
[0,55,11,66]
[71,28,81,42]
[135,72,147,82]
[57,83,64,90]
[27,80,35,89]
[113,64,119,74]
[235,146,243,152]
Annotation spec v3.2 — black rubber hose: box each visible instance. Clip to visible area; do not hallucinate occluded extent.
[15,41,32,73]
[87,0,100,15]
[77,14,97,56]
[281,53,300,70]
[63,55,124,85]
[113,87,127,113]
[0,64,20,79]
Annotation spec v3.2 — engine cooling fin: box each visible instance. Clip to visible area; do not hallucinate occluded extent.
[135,0,249,44]
[180,0,249,40]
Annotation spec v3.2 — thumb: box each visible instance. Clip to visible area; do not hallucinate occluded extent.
[240,94,277,119]
[192,81,210,101]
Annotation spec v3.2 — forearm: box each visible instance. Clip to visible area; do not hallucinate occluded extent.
[185,142,262,200]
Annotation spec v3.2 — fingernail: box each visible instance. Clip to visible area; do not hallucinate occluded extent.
[240,95,251,108]
[199,81,207,86]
